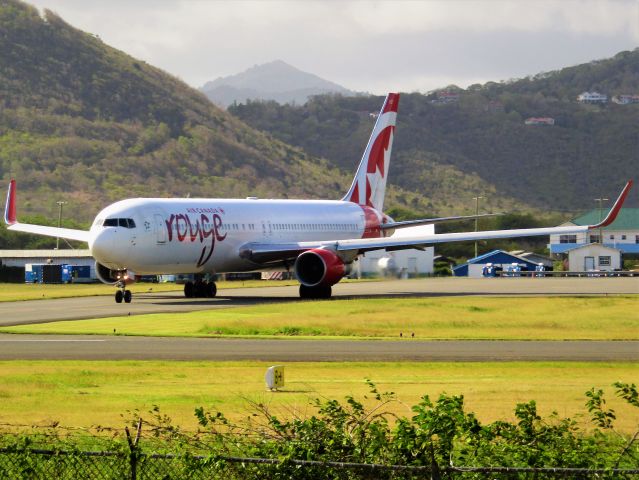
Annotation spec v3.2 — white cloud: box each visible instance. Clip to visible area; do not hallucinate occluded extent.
[28,0,639,93]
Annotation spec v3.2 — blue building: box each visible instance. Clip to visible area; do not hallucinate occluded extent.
[453,250,540,277]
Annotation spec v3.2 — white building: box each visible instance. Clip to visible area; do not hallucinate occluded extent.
[565,244,622,272]
[577,91,608,104]
[549,208,639,255]
[353,224,434,277]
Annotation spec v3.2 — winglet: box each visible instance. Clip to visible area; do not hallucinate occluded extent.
[4,179,17,225]
[590,180,633,229]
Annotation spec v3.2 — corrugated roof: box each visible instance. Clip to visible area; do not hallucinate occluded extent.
[460,249,538,266]
[570,208,639,230]
[0,250,92,258]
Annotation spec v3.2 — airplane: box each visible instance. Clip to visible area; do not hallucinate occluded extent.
[3,93,633,303]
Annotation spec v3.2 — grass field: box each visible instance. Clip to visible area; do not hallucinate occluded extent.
[0,280,301,302]
[3,296,637,340]
[0,361,635,433]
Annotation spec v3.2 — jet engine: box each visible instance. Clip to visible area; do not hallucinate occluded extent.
[95,262,135,285]
[294,249,348,298]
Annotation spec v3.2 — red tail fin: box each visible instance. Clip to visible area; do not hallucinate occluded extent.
[343,93,399,211]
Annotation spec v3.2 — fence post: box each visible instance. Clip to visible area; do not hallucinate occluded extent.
[429,441,441,480]
[125,419,142,480]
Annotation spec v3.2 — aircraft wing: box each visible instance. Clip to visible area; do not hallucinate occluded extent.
[380,213,501,230]
[240,180,632,263]
[4,179,91,243]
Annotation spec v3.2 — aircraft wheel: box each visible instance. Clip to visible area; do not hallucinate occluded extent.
[115,290,123,303]
[299,284,332,299]
[195,281,206,297]
[207,282,217,298]
[124,290,132,303]
[184,281,194,298]
[299,284,310,299]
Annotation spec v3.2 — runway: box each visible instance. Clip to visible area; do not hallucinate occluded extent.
[0,335,636,362]
[0,277,635,362]
[1,277,637,326]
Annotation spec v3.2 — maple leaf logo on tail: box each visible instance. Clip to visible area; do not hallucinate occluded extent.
[343,93,399,212]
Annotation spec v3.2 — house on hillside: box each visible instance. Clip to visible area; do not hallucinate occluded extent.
[549,208,639,255]
[612,94,639,105]
[431,90,460,104]
[577,91,607,104]
[524,117,555,126]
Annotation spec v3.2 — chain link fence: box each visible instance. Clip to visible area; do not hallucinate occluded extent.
[1,448,638,479]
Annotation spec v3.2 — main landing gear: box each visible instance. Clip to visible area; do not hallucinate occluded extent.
[115,281,132,303]
[184,279,217,298]
[299,284,332,299]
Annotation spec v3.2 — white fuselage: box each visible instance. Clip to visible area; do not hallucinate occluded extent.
[88,198,383,274]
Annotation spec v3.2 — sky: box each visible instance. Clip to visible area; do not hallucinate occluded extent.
[28,0,639,94]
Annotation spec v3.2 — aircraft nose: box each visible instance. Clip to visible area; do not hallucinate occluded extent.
[90,228,116,264]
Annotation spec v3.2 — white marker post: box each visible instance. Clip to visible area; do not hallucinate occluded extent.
[265,365,285,391]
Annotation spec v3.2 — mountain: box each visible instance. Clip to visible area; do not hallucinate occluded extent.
[0,2,367,225]
[229,50,639,212]
[0,0,437,250]
[200,60,354,108]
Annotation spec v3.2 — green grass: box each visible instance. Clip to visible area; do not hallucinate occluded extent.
[3,296,637,340]
[0,280,300,302]
[0,361,635,433]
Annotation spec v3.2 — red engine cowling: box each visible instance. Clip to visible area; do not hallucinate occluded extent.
[95,262,136,285]
[294,249,346,287]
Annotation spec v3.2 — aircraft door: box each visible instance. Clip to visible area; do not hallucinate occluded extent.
[155,214,167,244]
[261,220,272,239]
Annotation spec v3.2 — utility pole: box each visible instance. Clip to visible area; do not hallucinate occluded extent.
[56,201,67,249]
[472,196,484,258]
[594,197,608,244]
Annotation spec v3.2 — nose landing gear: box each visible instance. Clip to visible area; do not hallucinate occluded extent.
[115,281,132,303]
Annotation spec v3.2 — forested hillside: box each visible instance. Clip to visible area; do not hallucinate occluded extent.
[229,49,639,211]
[0,0,430,244]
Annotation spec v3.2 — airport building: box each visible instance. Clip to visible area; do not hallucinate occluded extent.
[549,208,639,255]
[452,250,540,278]
[564,244,622,272]
[354,248,434,278]
[353,224,435,277]
[0,249,96,281]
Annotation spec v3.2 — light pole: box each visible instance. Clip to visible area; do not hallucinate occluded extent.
[56,201,67,249]
[594,197,608,244]
[472,196,484,258]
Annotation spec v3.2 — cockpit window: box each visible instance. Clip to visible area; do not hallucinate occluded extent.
[103,218,136,228]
